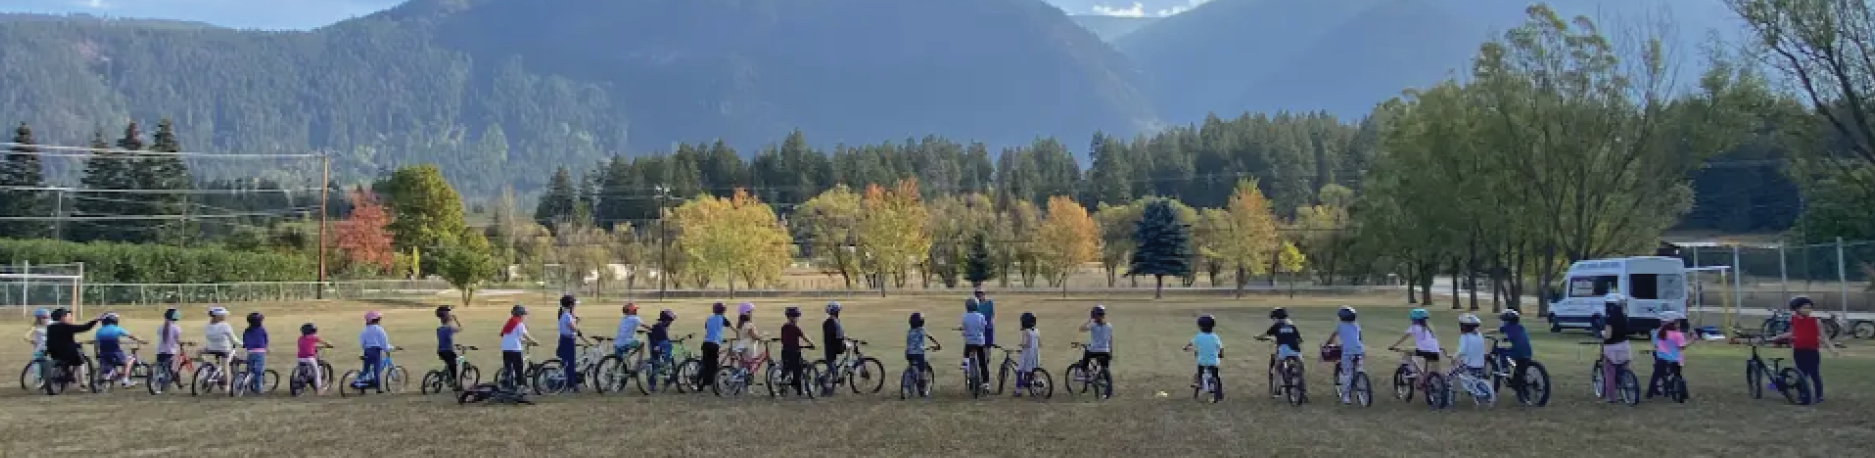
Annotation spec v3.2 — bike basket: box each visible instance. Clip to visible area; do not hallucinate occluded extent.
[1319,345,1342,362]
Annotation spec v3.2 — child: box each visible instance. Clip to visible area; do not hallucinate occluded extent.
[779,307,815,396]
[241,312,269,393]
[701,302,728,388]
[95,312,150,387]
[357,311,392,388]
[153,309,183,385]
[734,302,761,371]
[1322,306,1363,404]
[1014,312,1041,397]
[1454,314,1487,383]
[555,295,587,391]
[1258,308,1302,398]
[1387,308,1440,391]
[1487,310,1534,392]
[499,305,539,390]
[822,301,847,386]
[1771,296,1841,403]
[23,308,49,360]
[1647,311,1692,399]
[647,310,674,391]
[905,312,940,396]
[1598,294,1632,403]
[203,307,242,392]
[436,306,463,390]
[1184,314,1223,401]
[297,323,335,395]
[958,299,989,390]
[614,303,648,361]
[1076,305,1113,398]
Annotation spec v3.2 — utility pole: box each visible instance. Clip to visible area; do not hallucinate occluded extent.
[656,184,670,300]
[316,155,330,299]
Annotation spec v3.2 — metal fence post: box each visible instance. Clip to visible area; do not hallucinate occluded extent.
[1732,245,1744,312]
[1778,243,1788,300]
[1837,237,1849,315]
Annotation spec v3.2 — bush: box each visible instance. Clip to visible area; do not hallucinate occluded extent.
[0,238,314,284]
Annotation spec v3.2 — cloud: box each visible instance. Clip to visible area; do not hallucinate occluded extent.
[76,0,111,9]
[1088,0,1212,18]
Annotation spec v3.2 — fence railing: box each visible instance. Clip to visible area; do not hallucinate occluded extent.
[1682,237,1875,313]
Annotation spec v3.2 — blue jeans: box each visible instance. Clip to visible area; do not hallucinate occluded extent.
[647,341,672,390]
[984,325,995,347]
[360,347,383,385]
[247,353,266,392]
[557,336,579,389]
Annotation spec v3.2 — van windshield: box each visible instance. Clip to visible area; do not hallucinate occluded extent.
[1567,275,1619,297]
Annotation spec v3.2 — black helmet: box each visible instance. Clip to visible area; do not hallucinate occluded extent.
[246,312,264,326]
[659,309,676,322]
[712,302,726,314]
[300,323,317,335]
[1269,308,1288,320]
[1197,314,1216,331]
[1788,296,1814,310]
[1499,310,1521,323]
[511,305,528,317]
[784,307,801,318]
[909,312,925,328]
[435,306,452,319]
[1090,305,1107,318]
[965,298,979,313]
[1337,306,1357,322]
[1019,312,1036,329]
[163,308,181,321]
[560,295,577,308]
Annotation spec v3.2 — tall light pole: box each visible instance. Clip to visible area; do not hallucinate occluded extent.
[655,184,670,300]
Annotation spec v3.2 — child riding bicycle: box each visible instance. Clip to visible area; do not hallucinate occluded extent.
[24,308,49,361]
[298,323,335,395]
[499,305,540,390]
[355,311,393,388]
[646,309,675,391]
[95,312,150,388]
[1013,312,1041,397]
[1258,308,1303,398]
[905,312,940,392]
[958,299,990,391]
[203,306,243,392]
[613,303,649,361]
[242,312,271,394]
[780,307,817,396]
[1076,305,1114,390]
[1322,306,1363,404]
[1386,308,1441,391]
[1483,309,1534,391]
[436,306,463,390]
[1647,311,1692,399]
[1184,314,1223,400]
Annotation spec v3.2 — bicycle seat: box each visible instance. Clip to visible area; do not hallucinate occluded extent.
[591,336,613,342]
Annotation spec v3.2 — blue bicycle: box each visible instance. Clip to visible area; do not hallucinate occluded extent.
[339,347,408,396]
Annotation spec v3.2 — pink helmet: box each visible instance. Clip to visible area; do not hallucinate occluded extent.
[364,311,382,321]
[737,302,755,315]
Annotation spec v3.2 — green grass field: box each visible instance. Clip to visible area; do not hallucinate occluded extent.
[1,293,1869,457]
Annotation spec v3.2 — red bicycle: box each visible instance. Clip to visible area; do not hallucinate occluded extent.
[147,342,198,395]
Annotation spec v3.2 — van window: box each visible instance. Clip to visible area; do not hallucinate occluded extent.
[1629,274,1659,299]
[1568,275,1619,297]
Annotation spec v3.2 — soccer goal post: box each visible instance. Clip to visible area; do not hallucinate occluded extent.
[0,262,85,318]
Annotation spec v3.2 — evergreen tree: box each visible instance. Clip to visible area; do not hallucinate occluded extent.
[144,119,194,244]
[534,166,579,229]
[1129,199,1192,298]
[73,127,137,243]
[963,232,996,287]
[0,123,53,239]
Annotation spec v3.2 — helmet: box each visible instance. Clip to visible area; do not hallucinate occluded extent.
[965,298,979,312]
[364,311,382,322]
[32,308,49,318]
[1336,306,1357,322]
[712,302,727,314]
[101,312,121,324]
[1196,314,1216,330]
[1659,311,1684,322]
[737,302,755,315]
[623,303,639,314]
[659,309,676,322]
[560,295,578,308]
[435,306,452,319]
[1499,309,1521,322]
[511,305,528,316]
[246,312,264,325]
[1090,305,1107,318]
[1603,293,1628,304]
[300,323,317,335]
[1269,308,1289,320]
[1788,296,1814,310]
[208,306,228,317]
[908,312,925,328]
[826,301,842,315]
[1019,312,1037,329]
[163,308,180,321]
[785,307,802,318]
[1457,313,1481,325]
[1408,308,1429,320]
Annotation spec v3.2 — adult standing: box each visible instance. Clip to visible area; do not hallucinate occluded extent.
[973,288,996,347]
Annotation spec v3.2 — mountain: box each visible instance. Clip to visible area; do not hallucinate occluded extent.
[0,0,1156,196]
[1071,14,1159,42]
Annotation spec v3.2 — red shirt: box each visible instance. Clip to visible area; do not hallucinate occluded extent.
[780,323,804,351]
[1789,316,1820,350]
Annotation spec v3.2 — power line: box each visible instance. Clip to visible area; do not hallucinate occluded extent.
[0,185,326,195]
[0,207,318,221]
[0,142,323,159]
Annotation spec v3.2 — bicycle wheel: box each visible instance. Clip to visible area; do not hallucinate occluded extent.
[146,365,169,395]
[91,367,113,394]
[1284,363,1306,406]
[1854,321,1875,340]
[45,365,69,395]
[966,362,983,399]
[1391,366,1414,401]
[532,361,567,395]
[801,365,821,399]
[1776,367,1812,405]
[593,356,621,394]
[1026,368,1053,399]
[851,357,884,394]
[289,365,312,396]
[899,367,916,400]
[996,359,1014,395]
[190,365,216,396]
[1519,361,1551,407]
[1065,364,1087,395]
[676,358,704,394]
[20,361,42,392]
[319,361,335,387]
[228,373,250,398]
[264,369,281,393]
[1669,375,1688,403]
[1209,371,1223,403]
[421,371,444,395]
[130,361,152,382]
[1745,360,1764,400]
[1823,320,1842,340]
[765,365,783,398]
[1424,372,1449,410]
[1351,372,1373,407]
[1589,360,1605,399]
[719,368,744,397]
[338,370,362,397]
[1484,357,1503,393]
[1092,366,1113,399]
[1267,364,1281,398]
[1616,369,1640,406]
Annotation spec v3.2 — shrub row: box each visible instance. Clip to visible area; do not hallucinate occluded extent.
[0,238,314,284]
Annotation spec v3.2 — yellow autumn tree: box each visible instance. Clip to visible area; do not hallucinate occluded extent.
[1036,195,1099,291]
[1215,179,1281,296]
[858,179,931,290]
[795,185,864,288]
[1278,240,1308,297]
[672,189,789,295]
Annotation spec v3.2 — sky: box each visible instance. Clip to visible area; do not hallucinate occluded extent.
[0,1,1199,30]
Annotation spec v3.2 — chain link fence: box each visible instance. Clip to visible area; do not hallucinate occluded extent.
[1682,238,1875,313]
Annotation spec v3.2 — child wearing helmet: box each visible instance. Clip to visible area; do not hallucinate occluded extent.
[1184,314,1223,400]
[241,312,270,393]
[1597,294,1633,403]
[356,311,393,388]
[499,305,539,390]
[701,302,729,388]
[1013,312,1041,397]
[779,307,816,395]
[646,309,676,391]
[957,298,990,389]
[153,308,184,389]
[1454,314,1488,382]
[1257,308,1303,398]
[613,303,649,361]
[96,312,150,388]
[24,308,50,362]
[1387,308,1441,391]
[556,296,589,391]
[1646,311,1693,399]
[821,301,847,383]
[733,302,762,371]
[905,312,940,396]
[1322,307,1363,404]
[1484,309,1534,391]
[1076,305,1114,397]
[436,306,463,390]
[203,307,243,392]
[297,323,335,395]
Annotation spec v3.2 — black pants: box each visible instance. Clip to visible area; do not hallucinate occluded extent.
[1510,357,1531,387]
[701,342,721,386]
[964,344,989,384]
[438,351,459,388]
[1647,359,1682,397]
[501,350,524,389]
[1794,349,1823,401]
[1077,351,1112,372]
[782,350,806,394]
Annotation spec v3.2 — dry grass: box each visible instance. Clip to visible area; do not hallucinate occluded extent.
[2,293,1871,457]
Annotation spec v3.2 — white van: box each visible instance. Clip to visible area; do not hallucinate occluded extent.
[1546,257,1687,332]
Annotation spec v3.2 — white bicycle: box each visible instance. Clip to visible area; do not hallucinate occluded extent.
[1442,366,1496,408]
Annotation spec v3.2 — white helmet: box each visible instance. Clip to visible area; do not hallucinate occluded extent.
[1457,313,1482,325]
[1603,293,1628,304]
[826,301,842,314]
[208,306,229,317]
[1659,311,1684,322]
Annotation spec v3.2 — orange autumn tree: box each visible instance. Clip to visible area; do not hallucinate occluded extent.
[333,188,396,274]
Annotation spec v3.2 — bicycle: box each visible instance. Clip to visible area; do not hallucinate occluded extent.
[898,344,941,400]
[714,338,773,397]
[39,353,93,395]
[1320,344,1370,407]
[1441,364,1495,408]
[1185,347,1223,403]
[1761,309,1844,340]
[146,342,198,395]
[1259,338,1306,406]
[635,334,702,395]
[190,350,239,396]
[1064,342,1113,399]
[1640,350,1688,403]
[421,344,484,394]
[534,338,606,395]
[1744,338,1812,405]
[1388,347,1448,410]
[1581,342,1640,406]
[338,347,408,396]
[228,350,282,397]
[962,344,986,399]
[765,340,820,399]
[87,343,153,393]
[1483,337,1550,407]
[814,338,885,396]
[19,352,45,392]
[289,343,335,396]
[989,344,1051,399]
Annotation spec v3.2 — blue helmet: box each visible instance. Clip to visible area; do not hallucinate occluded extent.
[1409,308,1430,320]
[785,307,802,318]
[1090,305,1107,318]
[909,312,925,328]
[1337,306,1357,322]
[163,308,180,321]
[511,305,528,317]
[32,308,49,318]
